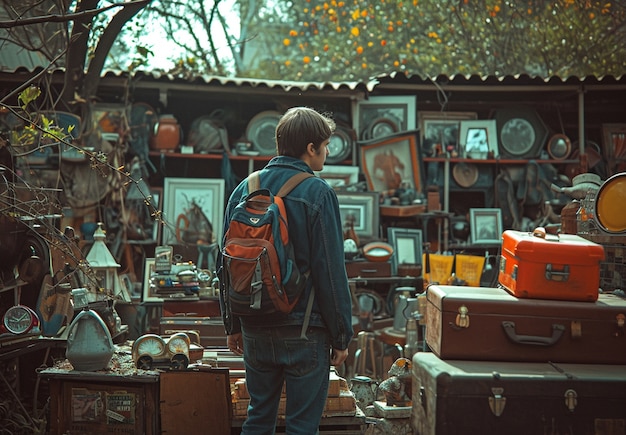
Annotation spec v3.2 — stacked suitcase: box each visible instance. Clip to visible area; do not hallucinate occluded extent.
[413,228,626,435]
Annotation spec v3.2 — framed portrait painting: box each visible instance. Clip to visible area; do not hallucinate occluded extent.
[360,132,423,194]
[470,208,503,245]
[162,178,225,246]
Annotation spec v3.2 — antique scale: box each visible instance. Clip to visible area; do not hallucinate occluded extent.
[132,332,191,370]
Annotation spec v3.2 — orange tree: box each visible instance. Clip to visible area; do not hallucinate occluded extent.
[252,0,626,82]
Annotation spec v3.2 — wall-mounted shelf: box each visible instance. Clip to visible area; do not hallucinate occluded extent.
[423,157,579,165]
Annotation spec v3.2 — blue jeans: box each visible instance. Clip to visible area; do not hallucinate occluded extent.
[241,325,330,435]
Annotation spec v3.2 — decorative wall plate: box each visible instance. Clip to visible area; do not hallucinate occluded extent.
[245,110,282,155]
[326,126,354,164]
[452,162,479,188]
[493,108,548,159]
[361,116,400,141]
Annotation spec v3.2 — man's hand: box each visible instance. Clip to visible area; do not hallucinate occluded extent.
[330,347,348,367]
[227,333,244,355]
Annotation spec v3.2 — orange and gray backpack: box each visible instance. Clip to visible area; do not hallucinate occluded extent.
[221,171,314,327]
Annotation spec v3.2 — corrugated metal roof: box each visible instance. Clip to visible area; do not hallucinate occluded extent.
[101,69,377,93]
[2,67,625,94]
[101,69,626,94]
[371,71,626,89]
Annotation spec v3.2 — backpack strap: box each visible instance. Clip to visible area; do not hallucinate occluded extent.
[247,171,312,196]
[300,285,315,340]
[277,172,314,197]
[247,171,261,193]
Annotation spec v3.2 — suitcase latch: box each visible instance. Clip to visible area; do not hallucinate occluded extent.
[570,320,582,339]
[564,389,577,412]
[545,264,570,282]
[489,387,506,417]
[455,305,470,328]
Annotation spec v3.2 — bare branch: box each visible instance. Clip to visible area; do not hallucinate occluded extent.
[0,1,149,28]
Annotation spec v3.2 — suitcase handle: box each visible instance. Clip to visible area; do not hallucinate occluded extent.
[502,321,565,346]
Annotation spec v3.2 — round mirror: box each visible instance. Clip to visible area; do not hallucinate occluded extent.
[547,134,572,160]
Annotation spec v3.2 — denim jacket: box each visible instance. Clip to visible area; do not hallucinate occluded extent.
[218,156,354,350]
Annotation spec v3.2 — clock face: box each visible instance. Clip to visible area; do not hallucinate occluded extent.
[3,305,36,334]
[135,335,166,356]
[167,333,190,355]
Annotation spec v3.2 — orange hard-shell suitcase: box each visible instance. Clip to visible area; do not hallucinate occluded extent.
[499,227,605,302]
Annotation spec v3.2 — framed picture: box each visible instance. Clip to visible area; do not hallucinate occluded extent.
[418,111,477,155]
[91,103,125,140]
[360,132,423,194]
[601,123,626,174]
[315,165,360,189]
[142,258,161,302]
[355,96,416,141]
[470,208,503,245]
[162,178,225,246]
[387,227,423,276]
[459,120,498,159]
[149,187,163,243]
[336,191,380,240]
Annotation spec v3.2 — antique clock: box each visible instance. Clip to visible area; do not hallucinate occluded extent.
[2,305,40,335]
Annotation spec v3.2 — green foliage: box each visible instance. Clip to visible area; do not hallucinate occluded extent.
[9,87,73,149]
[17,86,41,110]
[263,0,626,81]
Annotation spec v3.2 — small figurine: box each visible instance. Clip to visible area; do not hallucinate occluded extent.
[378,357,412,407]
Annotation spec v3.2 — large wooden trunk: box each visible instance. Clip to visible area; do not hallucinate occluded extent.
[425,285,626,364]
[499,228,605,302]
[412,351,626,435]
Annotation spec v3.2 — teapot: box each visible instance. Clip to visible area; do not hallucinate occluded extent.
[350,375,379,409]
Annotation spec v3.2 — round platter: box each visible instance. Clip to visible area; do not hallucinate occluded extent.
[245,110,282,155]
[326,127,353,164]
[452,162,479,188]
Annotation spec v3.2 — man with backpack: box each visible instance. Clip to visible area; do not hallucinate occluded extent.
[218,107,354,434]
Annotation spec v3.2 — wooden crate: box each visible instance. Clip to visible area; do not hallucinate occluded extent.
[42,371,159,435]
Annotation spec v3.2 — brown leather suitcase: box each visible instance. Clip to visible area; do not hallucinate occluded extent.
[425,285,626,364]
[412,351,626,435]
[499,228,605,302]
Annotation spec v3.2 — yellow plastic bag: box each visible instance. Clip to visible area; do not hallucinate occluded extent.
[454,254,486,287]
[423,253,454,285]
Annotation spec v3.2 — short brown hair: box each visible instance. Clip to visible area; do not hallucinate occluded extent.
[275,107,336,157]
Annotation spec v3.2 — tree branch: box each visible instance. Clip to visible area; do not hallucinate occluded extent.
[0,1,149,28]
[82,0,151,99]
